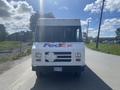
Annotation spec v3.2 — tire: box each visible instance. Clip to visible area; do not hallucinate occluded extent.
[36,71,43,78]
[74,71,81,77]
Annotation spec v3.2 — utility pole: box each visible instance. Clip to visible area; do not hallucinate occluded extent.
[96,0,105,49]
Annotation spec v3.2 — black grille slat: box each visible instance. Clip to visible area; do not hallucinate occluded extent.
[45,59,71,62]
[45,52,71,55]
[54,52,71,55]
[57,56,71,58]
[54,59,71,62]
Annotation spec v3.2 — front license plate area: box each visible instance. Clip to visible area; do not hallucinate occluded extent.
[54,67,62,72]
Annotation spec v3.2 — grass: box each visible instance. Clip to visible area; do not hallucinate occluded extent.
[0,41,32,63]
[86,43,120,56]
[0,57,11,63]
[12,48,31,60]
[0,48,31,63]
[0,41,20,51]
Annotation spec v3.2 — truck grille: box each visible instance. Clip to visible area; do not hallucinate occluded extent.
[45,52,72,62]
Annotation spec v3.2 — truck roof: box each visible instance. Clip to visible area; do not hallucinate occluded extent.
[37,18,81,26]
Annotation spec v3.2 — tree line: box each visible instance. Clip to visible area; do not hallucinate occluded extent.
[116,28,120,42]
[0,24,32,42]
[0,24,8,41]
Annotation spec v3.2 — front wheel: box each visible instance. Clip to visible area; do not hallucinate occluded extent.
[74,71,81,77]
[36,71,44,78]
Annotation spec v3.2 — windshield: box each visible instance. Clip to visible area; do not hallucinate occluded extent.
[35,26,82,42]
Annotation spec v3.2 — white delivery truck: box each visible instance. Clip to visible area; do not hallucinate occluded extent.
[32,18,85,77]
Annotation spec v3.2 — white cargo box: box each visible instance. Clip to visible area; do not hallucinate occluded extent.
[37,18,81,26]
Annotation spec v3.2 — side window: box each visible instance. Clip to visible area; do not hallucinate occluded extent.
[77,28,80,41]
[79,26,83,42]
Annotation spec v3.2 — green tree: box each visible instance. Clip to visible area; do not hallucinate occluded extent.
[30,12,40,32]
[41,12,55,18]
[0,24,8,41]
[7,31,32,42]
[29,12,55,32]
[116,28,120,40]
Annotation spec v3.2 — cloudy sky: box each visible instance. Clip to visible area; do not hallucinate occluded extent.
[0,0,34,34]
[0,0,120,37]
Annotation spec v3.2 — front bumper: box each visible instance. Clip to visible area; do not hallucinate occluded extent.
[32,66,85,72]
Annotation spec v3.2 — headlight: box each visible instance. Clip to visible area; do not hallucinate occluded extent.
[75,52,81,57]
[35,52,42,58]
[75,52,81,61]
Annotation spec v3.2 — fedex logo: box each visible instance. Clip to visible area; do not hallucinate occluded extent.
[43,43,72,48]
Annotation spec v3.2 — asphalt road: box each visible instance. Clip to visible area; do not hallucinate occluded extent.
[0,48,120,90]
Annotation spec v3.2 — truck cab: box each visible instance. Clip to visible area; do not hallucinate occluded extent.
[32,18,85,77]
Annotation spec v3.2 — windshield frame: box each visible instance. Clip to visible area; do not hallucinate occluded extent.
[34,26,83,42]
